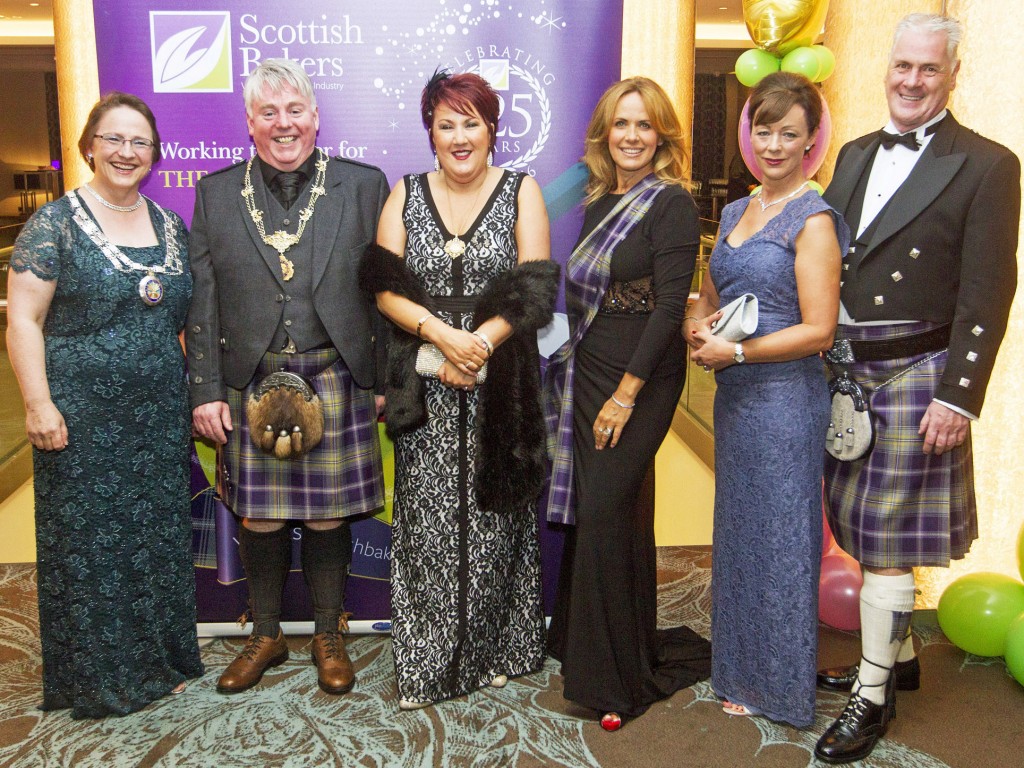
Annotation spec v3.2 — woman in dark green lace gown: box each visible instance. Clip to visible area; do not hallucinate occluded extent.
[7,93,203,718]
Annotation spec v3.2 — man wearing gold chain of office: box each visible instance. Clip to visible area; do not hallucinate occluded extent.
[187,59,389,696]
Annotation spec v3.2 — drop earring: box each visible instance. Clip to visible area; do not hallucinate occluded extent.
[434,153,440,172]
[487,151,493,167]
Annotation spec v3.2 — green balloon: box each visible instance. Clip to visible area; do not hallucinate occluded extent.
[735,48,781,88]
[937,572,1024,657]
[781,47,822,82]
[1005,613,1024,687]
[812,45,836,82]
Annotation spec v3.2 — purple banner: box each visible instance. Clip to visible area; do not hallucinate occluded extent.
[94,0,623,625]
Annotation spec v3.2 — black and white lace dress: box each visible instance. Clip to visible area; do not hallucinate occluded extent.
[390,170,546,704]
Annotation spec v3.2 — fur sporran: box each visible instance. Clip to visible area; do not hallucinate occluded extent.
[246,371,324,459]
[826,373,874,461]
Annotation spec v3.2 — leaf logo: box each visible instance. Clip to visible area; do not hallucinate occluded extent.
[150,12,233,93]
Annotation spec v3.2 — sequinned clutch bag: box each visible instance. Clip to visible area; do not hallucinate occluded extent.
[415,343,488,383]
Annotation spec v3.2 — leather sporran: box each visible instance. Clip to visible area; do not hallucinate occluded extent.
[826,373,874,461]
[246,371,324,459]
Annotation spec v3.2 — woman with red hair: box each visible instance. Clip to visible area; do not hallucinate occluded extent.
[361,70,557,711]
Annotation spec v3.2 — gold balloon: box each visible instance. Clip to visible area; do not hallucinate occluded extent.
[742,0,830,56]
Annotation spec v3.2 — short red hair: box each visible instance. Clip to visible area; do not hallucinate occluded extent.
[420,70,499,154]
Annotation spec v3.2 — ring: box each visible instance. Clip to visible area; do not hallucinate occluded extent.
[703,365,711,372]
[602,427,612,435]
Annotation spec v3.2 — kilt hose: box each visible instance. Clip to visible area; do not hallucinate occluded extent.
[220,348,384,521]
[824,323,977,569]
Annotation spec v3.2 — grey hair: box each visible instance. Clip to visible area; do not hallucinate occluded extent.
[243,59,317,114]
[892,13,962,63]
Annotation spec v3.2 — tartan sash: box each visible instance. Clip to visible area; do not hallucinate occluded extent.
[543,175,668,524]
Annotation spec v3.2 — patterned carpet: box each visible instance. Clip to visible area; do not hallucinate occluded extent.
[1,549,1021,767]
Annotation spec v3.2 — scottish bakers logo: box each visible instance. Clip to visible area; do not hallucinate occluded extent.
[462,50,552,175]
[150,11,233,93]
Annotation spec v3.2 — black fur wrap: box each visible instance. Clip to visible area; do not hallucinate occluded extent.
[359,242,560,515]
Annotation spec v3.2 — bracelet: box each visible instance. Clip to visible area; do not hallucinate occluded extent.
[683,315,700,323]
[611,394,636,409]
[415,314,433,339]
[472,330,494,358]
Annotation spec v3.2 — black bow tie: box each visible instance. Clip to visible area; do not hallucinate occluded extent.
[879,130,921,151]
[878,120,942,152]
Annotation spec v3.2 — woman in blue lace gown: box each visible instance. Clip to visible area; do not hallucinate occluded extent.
[7,93,203,718]
[360,72,556,710]
[687,73,848,727]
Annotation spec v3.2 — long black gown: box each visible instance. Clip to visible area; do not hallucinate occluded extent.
[549,185,712,718]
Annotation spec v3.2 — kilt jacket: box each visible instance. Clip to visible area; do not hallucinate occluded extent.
[359,243,560,516]
[186,155,390,409]
[824,113,1020,416]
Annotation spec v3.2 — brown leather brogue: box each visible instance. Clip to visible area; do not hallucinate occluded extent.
[216,630,289,694]
[311,631,355,694]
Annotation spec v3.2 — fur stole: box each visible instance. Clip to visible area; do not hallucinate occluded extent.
[359,242,559,515]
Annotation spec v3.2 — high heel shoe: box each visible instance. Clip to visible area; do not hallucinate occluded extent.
[398,697,433,711]
[600,712,623,732]
[722,700,761,717]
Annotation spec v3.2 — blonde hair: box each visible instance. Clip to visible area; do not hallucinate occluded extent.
[582,77,689,206]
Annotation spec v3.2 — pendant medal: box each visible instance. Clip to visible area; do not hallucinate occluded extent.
[278,254,296,281]
[444,236,466,259]
[139,271,164,306]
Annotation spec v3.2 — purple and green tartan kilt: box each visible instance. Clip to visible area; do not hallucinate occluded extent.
[220,348,384,521]
[824,323,977,568]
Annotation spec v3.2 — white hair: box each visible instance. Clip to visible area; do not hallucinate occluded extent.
[892,13,963,63]
[243,59,317,114]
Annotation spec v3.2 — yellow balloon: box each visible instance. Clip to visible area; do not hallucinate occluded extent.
[742,0,830,56]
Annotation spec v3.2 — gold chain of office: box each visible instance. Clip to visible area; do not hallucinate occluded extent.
[241,147,328,281]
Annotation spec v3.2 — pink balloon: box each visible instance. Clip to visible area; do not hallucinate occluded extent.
[819,552,862,630]
[738,92,832,182]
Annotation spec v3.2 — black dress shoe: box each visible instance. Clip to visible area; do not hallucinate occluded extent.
[814,689,894,764]
[817,656,920,692]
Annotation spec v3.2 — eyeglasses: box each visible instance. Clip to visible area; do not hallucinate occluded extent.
[94,133,155,151]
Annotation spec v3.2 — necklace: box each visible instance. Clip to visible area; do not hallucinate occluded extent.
[441,171,486,259]
[242,148,328,281]
[756,180,809,212]
[68,189,182,306]
[82,183,145,213]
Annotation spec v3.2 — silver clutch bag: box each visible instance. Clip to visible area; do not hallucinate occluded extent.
[711,293,759,342]
[415,343,488,383]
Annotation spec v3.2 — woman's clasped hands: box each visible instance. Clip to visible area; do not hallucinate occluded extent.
[684,309,735,373]
[430,323,489,391]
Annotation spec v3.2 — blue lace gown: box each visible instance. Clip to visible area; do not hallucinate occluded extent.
[11,193,204,718]
[709,192,848,727]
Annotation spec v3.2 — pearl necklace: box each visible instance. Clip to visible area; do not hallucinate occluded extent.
[241,148,328,281]
[441,171,486,259]
[756,180,809,212]
[83,183,145,213]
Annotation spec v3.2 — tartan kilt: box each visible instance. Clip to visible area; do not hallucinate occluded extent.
[219,348,384,521]
[824,324,977,568]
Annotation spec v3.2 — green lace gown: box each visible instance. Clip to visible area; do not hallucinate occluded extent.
[11,192,204,718]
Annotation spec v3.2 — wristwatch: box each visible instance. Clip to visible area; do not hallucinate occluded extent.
[733,343,745,364]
